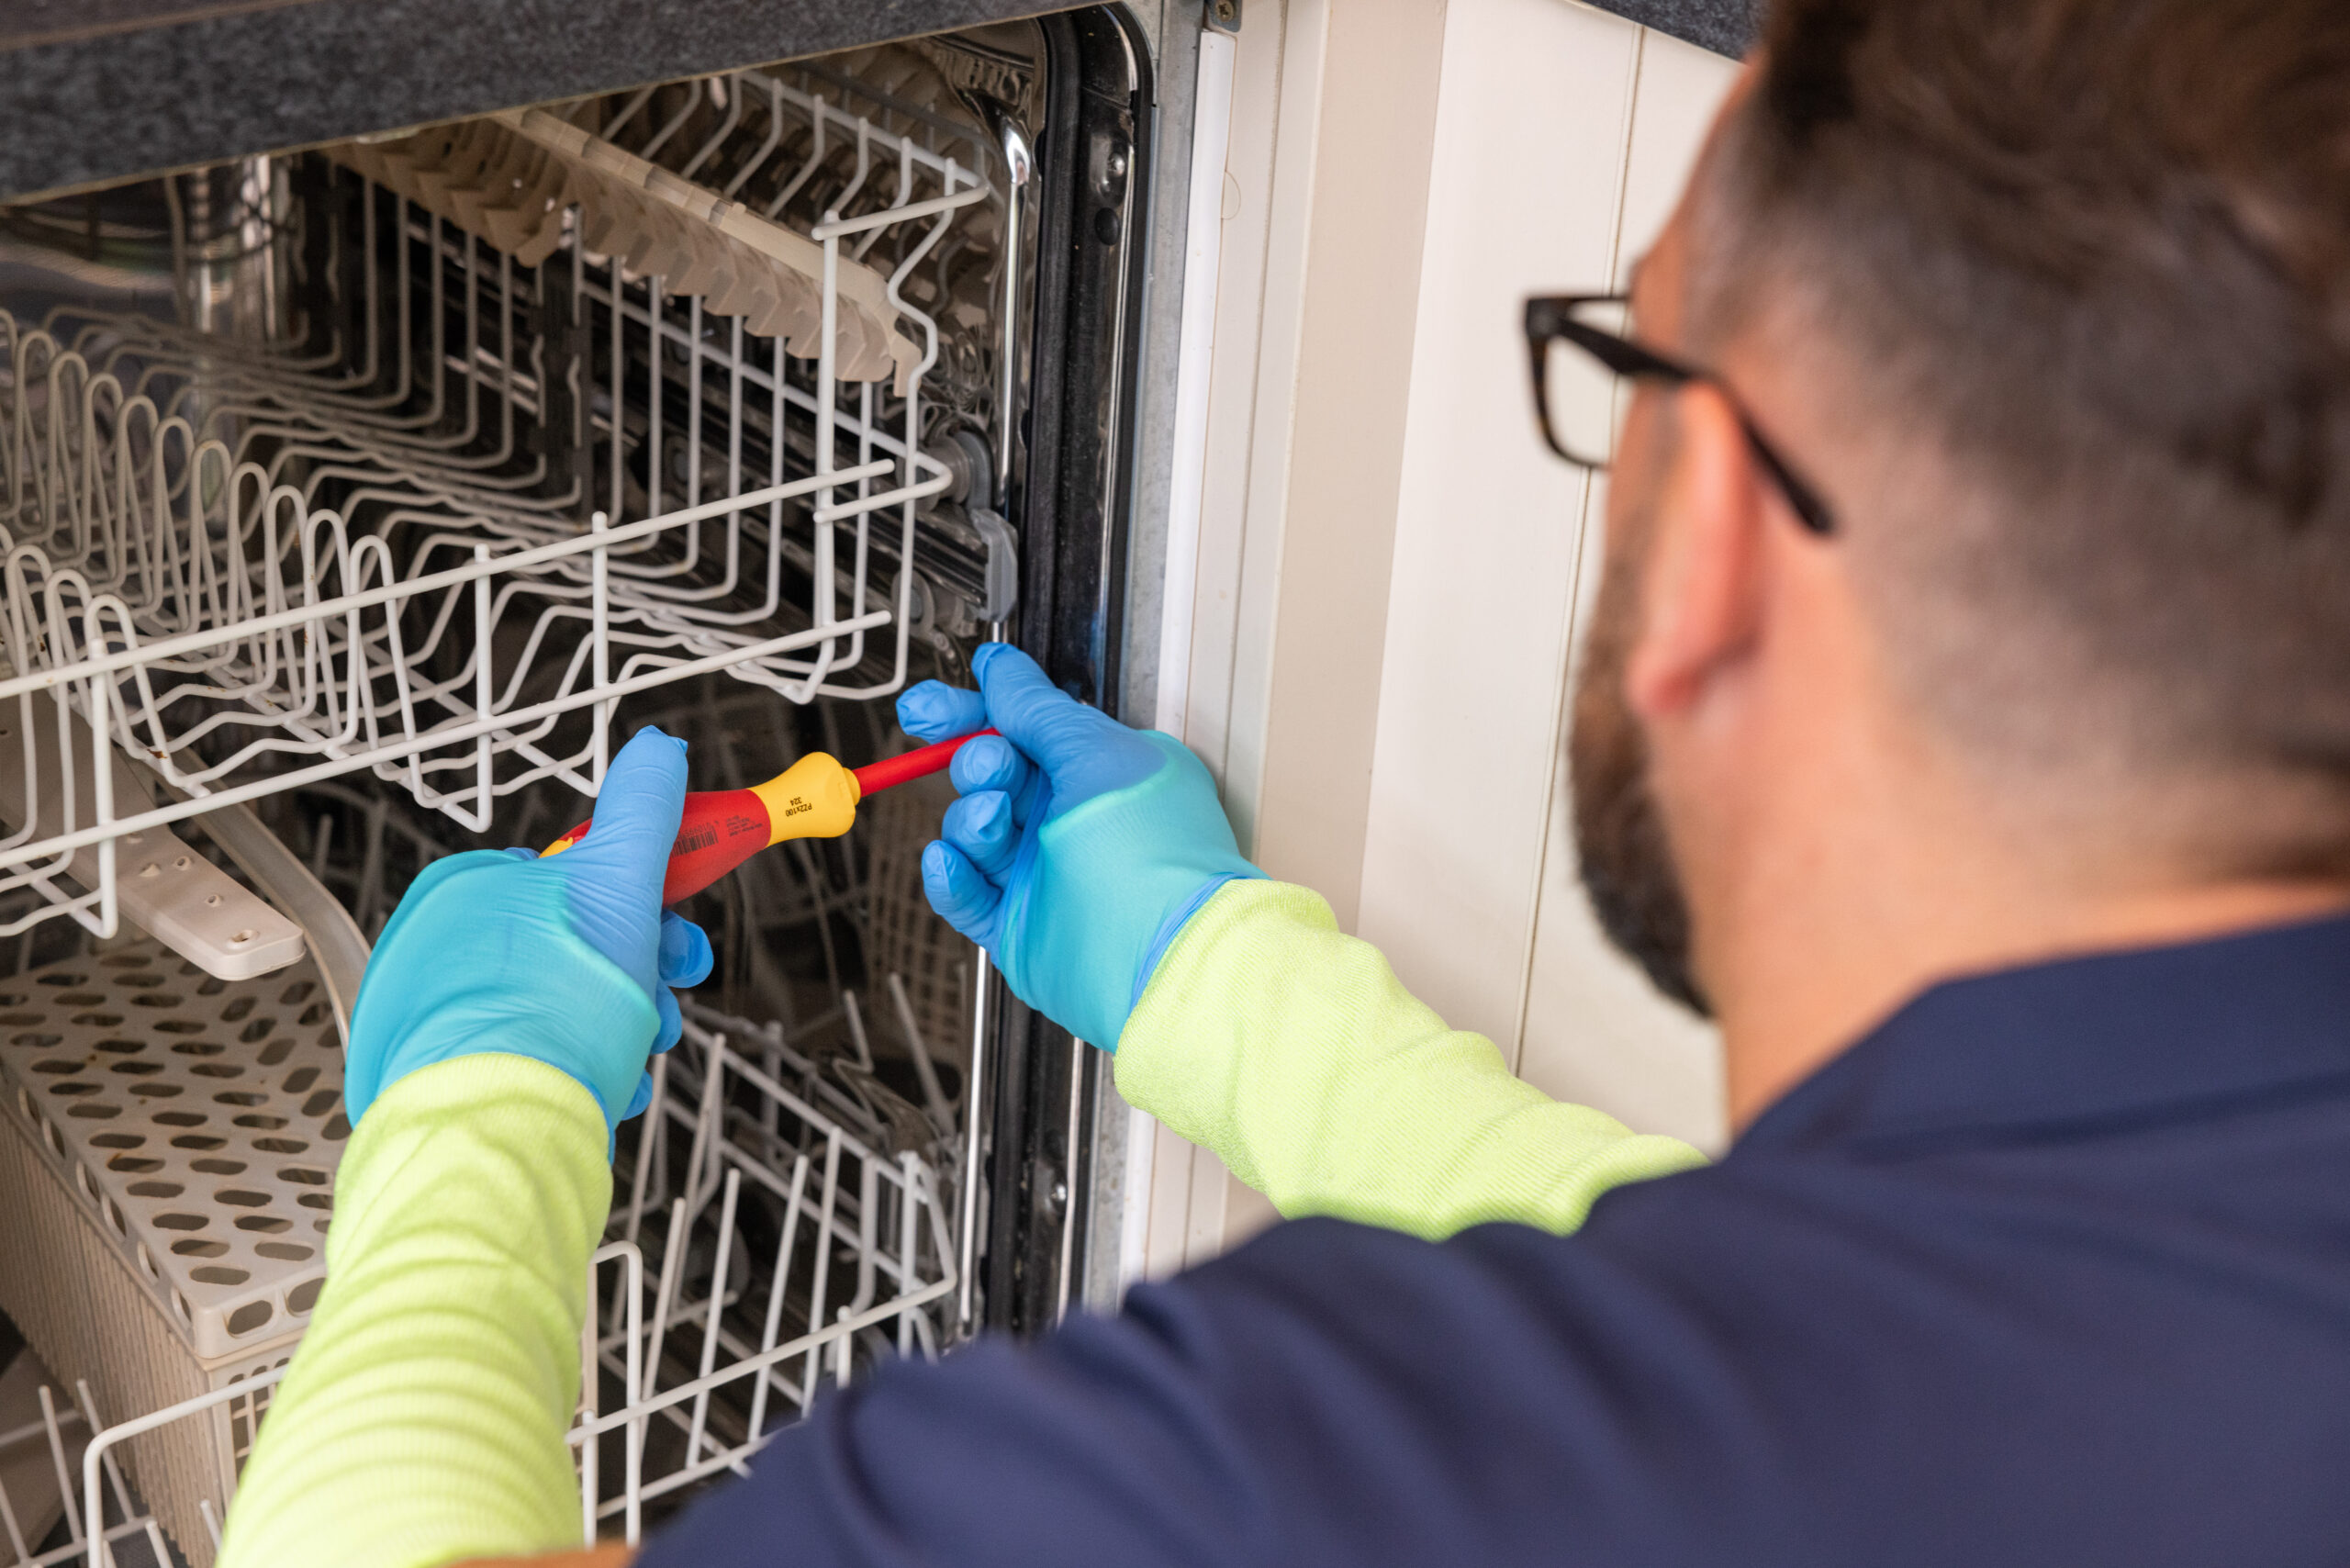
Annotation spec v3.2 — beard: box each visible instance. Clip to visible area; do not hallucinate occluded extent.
[1567,521,1711,1017]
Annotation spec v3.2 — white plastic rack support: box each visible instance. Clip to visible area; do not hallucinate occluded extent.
[0,699,303,980]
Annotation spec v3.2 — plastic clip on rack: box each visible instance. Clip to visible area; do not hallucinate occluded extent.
[542,730,998,904]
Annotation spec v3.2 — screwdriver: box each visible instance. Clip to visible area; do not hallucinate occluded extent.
[541,728,997,904]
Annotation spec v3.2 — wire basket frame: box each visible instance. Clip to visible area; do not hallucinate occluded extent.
[863,772,969,1066]
[0,1371,213,1568]
[0,62,998,952]
[585,1016,956,1542]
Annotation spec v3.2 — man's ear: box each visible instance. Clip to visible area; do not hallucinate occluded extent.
[1625,380,1769,721]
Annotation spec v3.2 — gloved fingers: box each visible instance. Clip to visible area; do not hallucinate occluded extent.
[654,981,685,1056]
[651,912,711,1058]
[563,727,689,894]
[623,1070,654,1122]
[971,643,1154,792]
[942,790,1019,879]
[949,734,1033,806]
[658,912,715,990]
[898,681,990,744]
[921,839,1002,943]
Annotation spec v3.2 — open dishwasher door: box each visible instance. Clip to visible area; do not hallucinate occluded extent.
[0,6,1191,1561]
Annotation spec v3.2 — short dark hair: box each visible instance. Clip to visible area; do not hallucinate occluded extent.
[1691,0,2350,868]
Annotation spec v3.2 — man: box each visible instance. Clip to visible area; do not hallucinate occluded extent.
[219,0,2350,1562]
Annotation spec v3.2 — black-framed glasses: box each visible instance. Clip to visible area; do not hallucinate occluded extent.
[1523,293,1837,536]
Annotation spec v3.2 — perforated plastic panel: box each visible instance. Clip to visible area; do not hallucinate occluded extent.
[0,942,346,1360]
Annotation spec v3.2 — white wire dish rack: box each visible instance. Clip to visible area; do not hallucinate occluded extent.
[0,47,1004,1565]
[0,996,957,1568]
[0,57,1005,954]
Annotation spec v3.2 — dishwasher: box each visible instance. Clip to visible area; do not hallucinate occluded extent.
[0,6,1192,1562]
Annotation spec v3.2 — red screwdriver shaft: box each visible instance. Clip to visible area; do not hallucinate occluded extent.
[853,727,996,796]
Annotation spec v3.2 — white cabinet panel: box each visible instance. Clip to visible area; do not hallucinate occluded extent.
[1616,26,1742,287]
[1133,1,1743,1282]
[1353,0,1641,1051]
[1516,25,1740,1152]
[1516,476,1726,1145]
[1354,2,1739,1148]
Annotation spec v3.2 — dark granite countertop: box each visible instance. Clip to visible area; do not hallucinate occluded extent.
[0,0,1756,204]
[0,0,1057,201]
[1602,0,1760,59]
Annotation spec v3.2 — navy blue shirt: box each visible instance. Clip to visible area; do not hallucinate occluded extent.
[639,913,2350,1566]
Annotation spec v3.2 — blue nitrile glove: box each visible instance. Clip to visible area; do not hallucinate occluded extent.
[898,643,1261,1049]
[343,726,717,1135]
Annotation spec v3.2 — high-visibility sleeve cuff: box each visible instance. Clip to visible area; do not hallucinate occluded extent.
[1116,880,1707,1238]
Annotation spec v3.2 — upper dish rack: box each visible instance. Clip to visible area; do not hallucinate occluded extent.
[0,58,1010,952]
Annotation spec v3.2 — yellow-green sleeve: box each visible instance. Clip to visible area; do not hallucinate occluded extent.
[1113,879,1707,1239]
[218,1054,610,1568]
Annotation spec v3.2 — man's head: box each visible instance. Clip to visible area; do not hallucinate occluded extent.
[1572,0,2350,1109]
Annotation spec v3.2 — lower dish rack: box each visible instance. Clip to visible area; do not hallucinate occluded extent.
[0,991,955,1568]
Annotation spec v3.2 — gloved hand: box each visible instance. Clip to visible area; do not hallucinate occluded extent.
[898,643,1260,1049]
[343,726,716,1134]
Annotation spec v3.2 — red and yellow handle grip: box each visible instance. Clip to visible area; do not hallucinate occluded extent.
[541,728,996,905]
